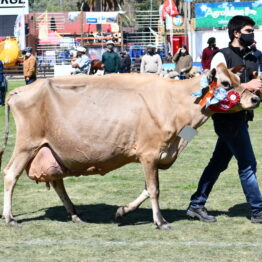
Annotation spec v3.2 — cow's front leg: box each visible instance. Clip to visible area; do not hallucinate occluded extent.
[115,187,150,220]
[141,155,171,230]
[51,179,83,223]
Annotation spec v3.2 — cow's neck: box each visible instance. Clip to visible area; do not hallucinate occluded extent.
[170,76,213,131]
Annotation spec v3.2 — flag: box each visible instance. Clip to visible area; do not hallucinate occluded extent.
[38,12,49,40]
[161,0,179,20]
[14,14,26,50]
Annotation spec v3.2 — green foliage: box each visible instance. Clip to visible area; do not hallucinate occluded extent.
[29,0,79,12]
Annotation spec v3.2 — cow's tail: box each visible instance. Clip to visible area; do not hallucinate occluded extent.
[0,103,10,171]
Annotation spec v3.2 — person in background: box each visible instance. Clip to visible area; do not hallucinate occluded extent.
[201,37,219,72]
[119,51,131,73]
[251,42,262,73]
[140,44,162,75]
[0,59,7,106]
[134,55,142,73]
[173,45,193,79]
[102,40,120,74]
[23,47,37,85]
[71,46,90,74]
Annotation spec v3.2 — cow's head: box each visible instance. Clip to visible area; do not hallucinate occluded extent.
[207,63,260,112]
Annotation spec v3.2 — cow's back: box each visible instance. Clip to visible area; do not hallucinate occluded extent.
[8,74,201,173]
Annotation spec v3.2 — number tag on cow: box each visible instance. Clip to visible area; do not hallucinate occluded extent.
[178,126,197,142]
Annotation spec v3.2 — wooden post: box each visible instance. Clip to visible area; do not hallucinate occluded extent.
[120,15,124,51]
[80,2,84,46]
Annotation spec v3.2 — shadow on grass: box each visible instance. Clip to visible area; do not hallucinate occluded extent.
[16,202,250,225]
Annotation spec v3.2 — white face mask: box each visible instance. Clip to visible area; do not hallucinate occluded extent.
[181,49,186,54]
[25,52,31,57]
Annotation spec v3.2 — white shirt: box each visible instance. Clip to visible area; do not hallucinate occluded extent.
[210,52,227,69]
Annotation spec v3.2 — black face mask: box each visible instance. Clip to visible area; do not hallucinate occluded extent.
[148,50,155,55]
[239,33,254,47]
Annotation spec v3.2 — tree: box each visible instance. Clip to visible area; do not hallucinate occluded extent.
[80,1,125,11]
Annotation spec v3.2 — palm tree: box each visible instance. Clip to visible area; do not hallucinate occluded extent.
[81,0,124,11]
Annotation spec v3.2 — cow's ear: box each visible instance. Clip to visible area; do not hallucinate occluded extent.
[207,68,216,83]
[230,65,245,76]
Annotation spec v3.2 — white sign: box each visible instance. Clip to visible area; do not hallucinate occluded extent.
[86,12,119,24]
[0,0,29,15]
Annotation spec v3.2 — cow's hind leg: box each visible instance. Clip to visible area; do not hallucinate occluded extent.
[141,155,171,230]
[115,187,150,221]
[51,179,83,223]
[3,152,31,226]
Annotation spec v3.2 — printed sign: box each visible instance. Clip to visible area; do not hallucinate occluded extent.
[195,1,262,28]
[0,0,29,15]
[85,12,119,24]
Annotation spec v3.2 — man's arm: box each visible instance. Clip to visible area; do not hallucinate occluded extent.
[157,55,162,75]
[140,56,145,74]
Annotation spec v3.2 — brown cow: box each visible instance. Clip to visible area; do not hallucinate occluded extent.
[0,63,260,229]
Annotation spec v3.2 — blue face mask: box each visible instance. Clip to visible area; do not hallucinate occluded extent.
[25,52,31,57]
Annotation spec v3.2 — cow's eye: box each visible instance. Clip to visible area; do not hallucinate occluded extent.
[221,81,231,88]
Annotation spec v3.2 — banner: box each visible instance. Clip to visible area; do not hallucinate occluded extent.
[14,14,25,49]
[195,1,262,28]
[85,12,119,24]
[0,0,29,15]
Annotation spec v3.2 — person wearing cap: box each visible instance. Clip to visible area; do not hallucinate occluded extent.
[140,44,162,75]
[23,47,37,85]
[119,50,131,73]
[201,37,219,72]
[71,46,90,74]
[102,40,120,74]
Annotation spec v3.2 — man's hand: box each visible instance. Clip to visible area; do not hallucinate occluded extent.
[241,78,262,92]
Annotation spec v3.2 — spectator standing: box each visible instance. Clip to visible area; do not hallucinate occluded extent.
[173,45,193,79]
[0,59,7,106]
[119,51,131,73]
[251,42,262,73]
[23,47,37,85]
[102,40,120,74]
[71,46,90,74]
[133,55,141,73]
[140,44,162,75]
[201,37,219,72]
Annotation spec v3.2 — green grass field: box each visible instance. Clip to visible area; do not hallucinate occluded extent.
[1,81,262,261]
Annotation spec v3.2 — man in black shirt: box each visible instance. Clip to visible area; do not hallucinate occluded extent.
[187,16,262,223]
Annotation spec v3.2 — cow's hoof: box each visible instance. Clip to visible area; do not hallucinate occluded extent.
[6,219,20,227]
[115,206,126,222]
[156,223,172,230]
[72,215,84,223]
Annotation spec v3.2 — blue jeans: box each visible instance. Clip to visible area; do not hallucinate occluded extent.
[190,117,262,216]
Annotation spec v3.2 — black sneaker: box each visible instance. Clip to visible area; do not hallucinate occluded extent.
[251,214,262,224]
[187,206,217,223]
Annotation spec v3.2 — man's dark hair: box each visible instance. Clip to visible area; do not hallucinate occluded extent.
[207,37,216,45]
[228,15,255,41]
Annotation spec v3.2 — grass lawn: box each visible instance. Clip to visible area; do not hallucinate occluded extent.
[0,80,262,261]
